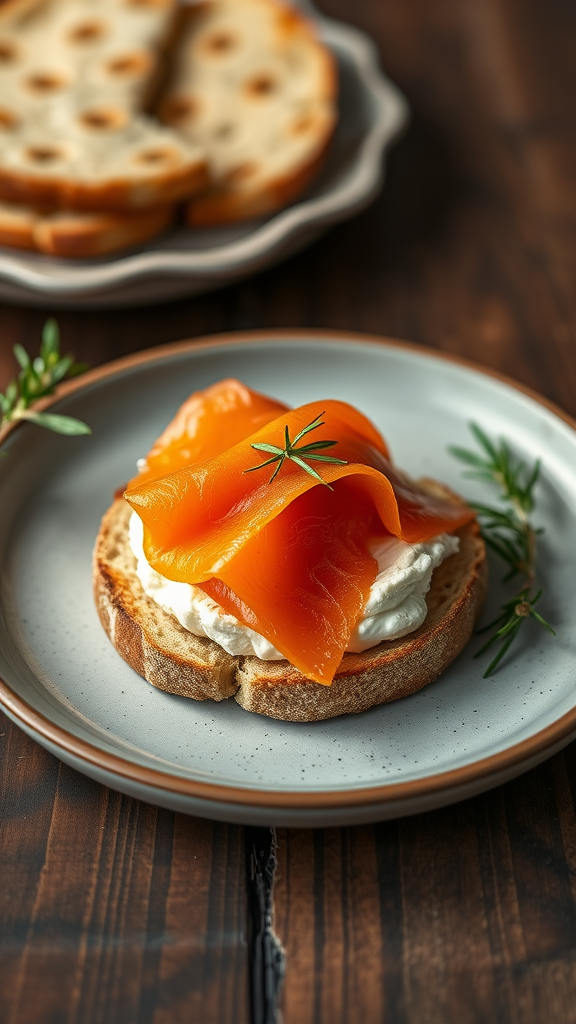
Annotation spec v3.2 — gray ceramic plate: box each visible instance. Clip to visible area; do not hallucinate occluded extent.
[0,3,407,308]
[1,331,575,826]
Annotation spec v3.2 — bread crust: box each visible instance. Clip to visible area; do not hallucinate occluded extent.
[185,139,332,227]
[94,496,487,721]
[0,159,208,213]
[0,200,175,255]
[0,199,39,250]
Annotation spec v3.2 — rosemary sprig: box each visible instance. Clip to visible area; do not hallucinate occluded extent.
[450,423,554,677]
[244,412,347,490]
[0,319,90,436]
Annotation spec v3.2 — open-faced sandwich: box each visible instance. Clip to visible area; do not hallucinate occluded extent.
[93,379,487,721]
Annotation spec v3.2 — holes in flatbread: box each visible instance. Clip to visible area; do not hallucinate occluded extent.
[106,52,151,78]
[276,9,301,35]
[0,40,18,63]
[26,146,63,163]
[202,31,237,54]
[291,113,314,134]
[68,20,106,43]
[161,95,197,125]
[244,74,277,97]
[80,107,127,130]
[26,71,68,92]
[136,147,178,165]
[225,162,258,184]
[214,122,235,141]
[0,109,17,129]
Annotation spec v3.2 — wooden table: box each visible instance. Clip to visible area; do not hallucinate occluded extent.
[2,0,576,1020]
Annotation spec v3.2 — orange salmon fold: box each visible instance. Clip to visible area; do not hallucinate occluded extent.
[125,380,475,685]
[132,378,289,486]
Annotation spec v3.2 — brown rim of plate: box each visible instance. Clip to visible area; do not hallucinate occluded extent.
[0,329,575,810]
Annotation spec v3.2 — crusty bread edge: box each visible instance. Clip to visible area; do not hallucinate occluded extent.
[0,159,209,213]
[94,500,239,703]
[236,521,487,720]
[94,496,487,721]
[0,203,175,256]
[33,205,175,257]
[0,206,38,250]
[185,133,335,227]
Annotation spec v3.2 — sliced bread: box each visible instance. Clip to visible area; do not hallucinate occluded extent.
[0,198,175,255]
[0,0,208,210]
[158,0,337,225]
[0,0,180,116]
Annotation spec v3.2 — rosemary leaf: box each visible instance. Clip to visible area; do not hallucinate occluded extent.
[269,458,285,484]
[299,453,348,464]
[296,439,339,452]
[483,624,522,677]
[13,343,30,371]
[291,414,325,445]
[244,454,283,473]
[451,423,554,675]
[245,411,347,488]
[251,442,284,455]
[0,320,91,439]
[289,454,333,488]
[531,609,556,633]
[18,410,91,436]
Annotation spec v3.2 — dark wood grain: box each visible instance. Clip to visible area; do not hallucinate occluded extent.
[0,721,248,1024]
[275,753,576,1023]
[1,0,576,1020]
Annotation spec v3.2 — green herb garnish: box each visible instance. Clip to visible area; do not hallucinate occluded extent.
[0,319,90,437]
[244,411,347,490]
[450,422,554,677]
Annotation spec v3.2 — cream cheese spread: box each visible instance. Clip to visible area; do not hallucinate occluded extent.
[129,512,459,660]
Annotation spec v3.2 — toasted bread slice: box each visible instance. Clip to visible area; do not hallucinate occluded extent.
[0,197,39,249]
[31,203,175,255]
[0,0,179,116]
[0,108,207,211]
[95,498,238,702]
[0,0,208,210]
[94,495,487,722]
[0,198,174,255]
[158,0,337,225]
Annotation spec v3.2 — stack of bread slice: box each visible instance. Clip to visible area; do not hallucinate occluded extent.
[0,0,337,257]
[0,0,206,255]
[0,199,175,256]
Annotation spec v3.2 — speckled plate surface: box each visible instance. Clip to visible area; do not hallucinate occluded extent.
[1,331,575,826]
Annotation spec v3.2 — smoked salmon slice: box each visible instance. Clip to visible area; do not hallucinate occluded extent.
[125,380,475,684]
[132,378,289,486]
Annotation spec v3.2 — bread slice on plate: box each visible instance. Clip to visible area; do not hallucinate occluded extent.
[0,199,174,255]
[0,105,208,212]
[0,0,208,210]
[94,498,239,704]
[93,496,487,722]
[0,0,179,116]
[158,0,337,225]
[0,197,38,249]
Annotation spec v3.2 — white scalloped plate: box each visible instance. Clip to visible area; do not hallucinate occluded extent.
[0,331,575,826]
[0,3,407,308]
